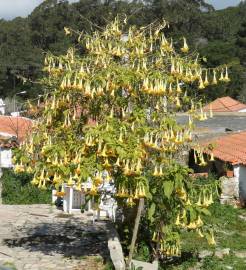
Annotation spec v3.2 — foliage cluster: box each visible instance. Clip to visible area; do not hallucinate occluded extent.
[1,169,51,204]
[13,17,226,261]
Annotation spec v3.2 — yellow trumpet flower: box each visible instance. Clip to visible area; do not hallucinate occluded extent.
[187,222,197,229]
[198,76,205,89]
[176,80,182,93]
[31,177,39,186]
[175,214,181,226]
[115,157,120,166]
[101,145,108,157]
[208,231,216,245]
[197,229,204,238]
[103,158,111,168]
[67,174,74,186]
[152,232,157,242]
[176,96,181,107]
[196,215,203,227]
[224,66,230,82]
[118,132,123,143]
[219,70,224,81]
[153,165,159,176]
[181,37,189,53]
[185,198,192,206]
[204,71,209,86]
[189,115,193,127]
[169,83,173,94]
[212,70,217,85]
[136,159,142,174]
[196,195,202,206]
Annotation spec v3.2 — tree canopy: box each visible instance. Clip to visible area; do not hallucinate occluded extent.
[0,0,246,102]
[13,18,228,263]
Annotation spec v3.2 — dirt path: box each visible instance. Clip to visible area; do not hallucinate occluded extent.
[0,205,109,270]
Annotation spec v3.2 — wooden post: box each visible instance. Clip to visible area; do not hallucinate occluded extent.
[126,198,144,269]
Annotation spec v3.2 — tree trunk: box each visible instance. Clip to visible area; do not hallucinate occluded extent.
[126,198,144,269]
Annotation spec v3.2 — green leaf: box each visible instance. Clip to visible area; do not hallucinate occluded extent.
[188,207,197,221]
[148,202,156,223]
[151,187,157,194]
[200,208,211,216]
[174,173,183,189]
[163,181,174,198]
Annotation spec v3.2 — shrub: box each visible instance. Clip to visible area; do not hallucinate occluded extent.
[1,169,51,204]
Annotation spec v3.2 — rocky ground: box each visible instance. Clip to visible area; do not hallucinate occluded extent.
[0,205,110,270]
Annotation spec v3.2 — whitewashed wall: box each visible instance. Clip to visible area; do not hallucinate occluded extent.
[0,149,12,168]
[0,99,6,115]
[234,165,246,204]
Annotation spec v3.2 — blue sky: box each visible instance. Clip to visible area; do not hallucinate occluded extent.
[0,0,79,20]
[0,0,243,20]
[206,0,241,9]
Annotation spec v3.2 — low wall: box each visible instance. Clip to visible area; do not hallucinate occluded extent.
[220,176,239,205]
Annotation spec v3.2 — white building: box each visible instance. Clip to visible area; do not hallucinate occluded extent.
[0,116,32,168]
[203,96,246,113]
[193,131,246,206]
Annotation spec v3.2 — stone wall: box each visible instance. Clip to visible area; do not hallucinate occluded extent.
[220,176,239,205]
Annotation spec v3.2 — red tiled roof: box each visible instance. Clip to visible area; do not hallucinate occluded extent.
[0,116,32,142]
[203,131,246,165]
[203,96,246,112]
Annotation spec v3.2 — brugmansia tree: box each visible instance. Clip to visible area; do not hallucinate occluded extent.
[13,18,229,266]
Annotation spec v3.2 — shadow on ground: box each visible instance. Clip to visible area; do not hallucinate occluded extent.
[3,215,110,261]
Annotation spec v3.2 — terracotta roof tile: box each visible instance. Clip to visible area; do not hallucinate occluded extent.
[0,116,32,142]
[203,96,246,112]
[203,131,246,165]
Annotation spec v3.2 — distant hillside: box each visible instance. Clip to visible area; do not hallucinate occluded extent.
[0,0,245,102]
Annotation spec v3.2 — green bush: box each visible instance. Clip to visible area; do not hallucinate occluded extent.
[1,169,51,204]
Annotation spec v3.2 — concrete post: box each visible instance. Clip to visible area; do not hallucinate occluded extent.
[0,168,3,204]
[68,187,73,214]
[51,189,57,204]
[63,186,68,213]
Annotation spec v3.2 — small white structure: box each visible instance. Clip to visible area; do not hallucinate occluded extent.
[0,148,12,168]
[52,186,86,213]
[53,179,117,221]
[63,186,86,213]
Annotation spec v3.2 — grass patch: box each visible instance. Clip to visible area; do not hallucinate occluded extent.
[1,169,51,204]
[165,202,246,269]
[181,202,246,253]
[131,202,246,269]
